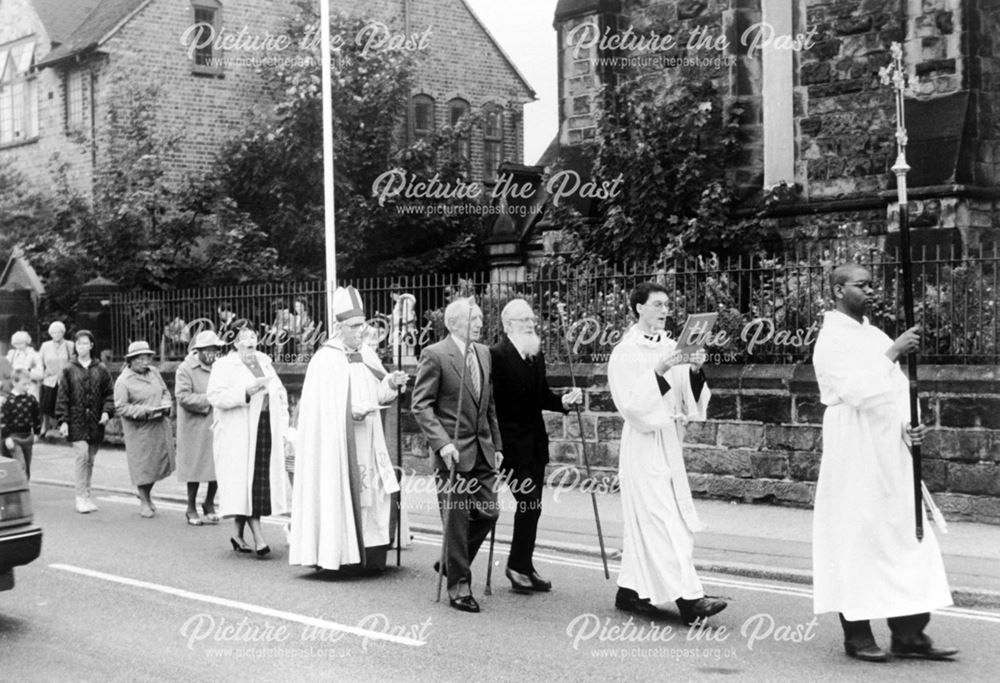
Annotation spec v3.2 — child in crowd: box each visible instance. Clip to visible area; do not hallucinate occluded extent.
[1,369,42,479]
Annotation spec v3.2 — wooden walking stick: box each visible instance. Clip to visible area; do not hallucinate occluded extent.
[882,42,924,541]
[484,517,497,595]
[557,303,610,579]
[436,298,476,601]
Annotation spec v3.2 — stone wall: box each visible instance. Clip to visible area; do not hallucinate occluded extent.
[119,359,1000,525]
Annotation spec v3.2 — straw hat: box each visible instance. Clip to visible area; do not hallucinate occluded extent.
[125,340,155,359]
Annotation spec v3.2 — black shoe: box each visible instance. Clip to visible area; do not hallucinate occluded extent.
[614,587,673,620]
[448,595,480,613]
[845,641,891,662]
[433,561,447,577]
[230,537,252,553]
[676,596,728,626]
[890,636,958,660]
[255,545,271,557]
[527,571,552,592]
[505,567,534,594]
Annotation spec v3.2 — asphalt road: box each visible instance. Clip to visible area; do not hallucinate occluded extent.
[2,484,999,682]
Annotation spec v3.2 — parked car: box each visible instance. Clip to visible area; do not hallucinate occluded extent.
[0,454,42,591]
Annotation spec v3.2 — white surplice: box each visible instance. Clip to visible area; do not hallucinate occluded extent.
[812,311,952,620]
[608,325,710,605]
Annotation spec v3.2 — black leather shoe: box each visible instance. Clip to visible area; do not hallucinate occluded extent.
[676,596,728,625]
[845,642,890,662]
[433,561,447,577]
[448,595,480,613]
[527,571,552,592]
[890,637,958,660]
[505,567,534,594]
[614,587,673,620]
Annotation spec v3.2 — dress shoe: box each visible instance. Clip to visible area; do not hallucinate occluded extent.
[230,537,253,553]
[185,512,204,526]
[201,504,220,524]
[448,595,480,613]
[527,571,552,592]
[845,642,890,662]
[505,567,534,594]
[676,596,728,626]
[256,545,271,557]
[615,587,673,620]
[890,636,958,660]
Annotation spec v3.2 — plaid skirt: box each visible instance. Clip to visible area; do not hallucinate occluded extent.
[251,411,272,517]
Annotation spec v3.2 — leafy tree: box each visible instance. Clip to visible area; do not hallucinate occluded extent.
[560,78,771,263]
[215,7,491,279]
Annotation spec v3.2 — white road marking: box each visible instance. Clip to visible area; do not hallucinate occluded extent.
[48,563,426,647]
[98,501,1000,626]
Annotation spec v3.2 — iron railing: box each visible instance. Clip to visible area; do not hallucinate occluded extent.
[109,244,1000,365]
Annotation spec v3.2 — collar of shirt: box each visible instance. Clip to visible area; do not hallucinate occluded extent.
[450,335,469,358]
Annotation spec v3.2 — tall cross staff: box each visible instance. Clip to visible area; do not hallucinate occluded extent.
[880,42,924,542]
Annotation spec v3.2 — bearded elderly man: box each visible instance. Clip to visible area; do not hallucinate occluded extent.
[490,299,582,594]
[812,264,957,663]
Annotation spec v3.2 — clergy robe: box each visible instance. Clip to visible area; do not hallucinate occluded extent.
[608,325,710,605]
[812,310,952,620]
[207,351,290,518]
[289,339,400,570]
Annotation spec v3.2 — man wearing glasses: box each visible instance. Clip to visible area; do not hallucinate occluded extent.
[608,282,727,625]
[812,264,957,662]
[490,299,582,593]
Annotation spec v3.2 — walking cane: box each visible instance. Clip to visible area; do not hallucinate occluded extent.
[881,43,924,541]
[395,305,404,567]
[484,519,497,595]
[436,299,476,602]
[557,304,610,579]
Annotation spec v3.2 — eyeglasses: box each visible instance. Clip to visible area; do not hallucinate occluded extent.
[509,317,537,324]
[842,281,875,291]
[643,301,668,310]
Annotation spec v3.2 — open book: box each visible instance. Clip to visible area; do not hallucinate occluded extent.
[674,313,719,354]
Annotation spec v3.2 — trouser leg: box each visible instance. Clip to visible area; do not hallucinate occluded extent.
[839,614,878,648]
[888,613,931,645]
[73,441,98,497]
[505,464,544,573]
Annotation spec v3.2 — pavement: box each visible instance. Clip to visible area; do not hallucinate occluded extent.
[25,439,1000,609]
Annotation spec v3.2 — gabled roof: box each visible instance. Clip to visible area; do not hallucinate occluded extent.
[34,0,150,68]
[0,247,45,295]
[457,0,536,101]
[32,0,103,45]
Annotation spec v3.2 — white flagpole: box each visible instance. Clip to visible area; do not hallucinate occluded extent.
[320,0,337,324]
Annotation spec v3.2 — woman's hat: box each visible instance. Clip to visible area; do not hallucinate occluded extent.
[191,330,225,350]
[125,340,156,359]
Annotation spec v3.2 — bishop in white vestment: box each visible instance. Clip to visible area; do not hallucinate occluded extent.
[812,264,957,662]
[289,286,408,571]
[607,282,727,625]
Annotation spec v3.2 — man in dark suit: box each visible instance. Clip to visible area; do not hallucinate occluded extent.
[411,297,503,613]
[491,299,582,593]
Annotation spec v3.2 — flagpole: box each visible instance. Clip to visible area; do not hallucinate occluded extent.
[320,0,337,324]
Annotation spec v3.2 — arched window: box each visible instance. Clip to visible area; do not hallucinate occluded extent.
[483,105,503,182]
[448,98,470,167]
[412,94,435,140]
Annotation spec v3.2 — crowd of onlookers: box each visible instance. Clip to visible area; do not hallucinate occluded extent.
[0,324,292,556]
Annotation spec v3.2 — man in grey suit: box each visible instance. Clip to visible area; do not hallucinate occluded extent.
[411,297,503,613]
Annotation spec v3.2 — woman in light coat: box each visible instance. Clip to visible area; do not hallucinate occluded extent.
[39,321,74,433]
[175,331,224,526]
[114,341,175,518]
[207,328,290,556]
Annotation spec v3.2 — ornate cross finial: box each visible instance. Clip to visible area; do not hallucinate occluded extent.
[879,41,910,150]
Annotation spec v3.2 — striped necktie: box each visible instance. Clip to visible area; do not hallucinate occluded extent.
[466,347,481,398]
